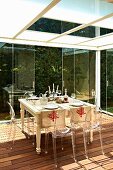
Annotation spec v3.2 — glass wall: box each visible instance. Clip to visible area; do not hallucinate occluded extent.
[0,44,62,120]
[62,48,96,103]
[0,44,35,120]
[0,43,12,116]
[2,43,113,119]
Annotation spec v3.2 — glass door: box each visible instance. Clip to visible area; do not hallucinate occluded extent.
[0,43,35,120]
[101,49,113,113]
[106,49,113,113]
[62,48,95,102]
[75,49,89,101]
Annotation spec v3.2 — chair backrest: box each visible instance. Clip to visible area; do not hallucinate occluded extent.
[90,106,103,127]
[70,104,102,129]
[70,105,92,126]
[41,109,66,130]
[7,102,15,119]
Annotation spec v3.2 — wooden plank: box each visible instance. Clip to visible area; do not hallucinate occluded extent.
[0,114,113,170]
[0,161,12,168]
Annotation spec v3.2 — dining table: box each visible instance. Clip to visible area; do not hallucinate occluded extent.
[18,96,95,154]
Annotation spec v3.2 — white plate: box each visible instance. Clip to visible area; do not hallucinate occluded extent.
[70,102,83,107]
[44,104,58,110]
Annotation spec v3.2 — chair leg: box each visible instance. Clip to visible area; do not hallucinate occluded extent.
[8,120,16,149]
[71,131,76,162]
[61,137,64,150]
[8,121,13,149]
[87,131,90,144]
[74,128,77,146]
[52,136,57,168]
[99,128,104,155]
[12,121,16,145]
[83,130,88,159]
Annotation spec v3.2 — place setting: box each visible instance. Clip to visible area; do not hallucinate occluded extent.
[69,93,84,107]
[44,103,59,110]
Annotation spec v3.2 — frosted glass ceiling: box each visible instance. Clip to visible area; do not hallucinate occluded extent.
[0,0,113,50]
[44,0,113,29]
[0,0,55,38]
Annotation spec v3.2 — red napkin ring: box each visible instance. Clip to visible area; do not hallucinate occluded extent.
[48,110,59,121]
[76,107,85,117]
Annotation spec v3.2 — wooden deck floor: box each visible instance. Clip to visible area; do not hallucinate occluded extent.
[1,114,113,170]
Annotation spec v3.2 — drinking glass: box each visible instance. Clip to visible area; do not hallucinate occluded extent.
[29,92,34,97]
[71,93,76,102]
[58,90,62,96]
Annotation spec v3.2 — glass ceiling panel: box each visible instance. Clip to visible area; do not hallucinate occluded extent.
[17,30,96,50]
[0,0,53,38]
[26,0,113,48]
[0,0,113,50]
[44,0,113,29]
[17,30,91,45]
[28,18,95,38]
[28,18,80,35]
[68,26,95,38]
[78,32,113,47]
[100,27,113,36]
[61,22,95,38]
[28,18,61,34]
[51,35,91,45]
[17,30,57,42]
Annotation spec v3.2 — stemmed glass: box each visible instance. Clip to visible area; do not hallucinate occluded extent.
[28,92,36,105]
[29,92,34,97]
[58,90,62,96]
[71,93,76,102]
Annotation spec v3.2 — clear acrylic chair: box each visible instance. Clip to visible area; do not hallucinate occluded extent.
[70,105,104,158]
[7,102,33,147]
[41,108,76,168]
[83,106,104,158]
[7,102,17,148]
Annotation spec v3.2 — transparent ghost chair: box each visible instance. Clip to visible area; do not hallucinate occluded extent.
[70,105,104,158]
[7,101,34,148]
[41,108,76,168]
[83,106,104,158]
[7,102,18,148]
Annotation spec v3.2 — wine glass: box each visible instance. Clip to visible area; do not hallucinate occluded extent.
[58,90,62,96]
[29,92,34,97]
[71,93,76,102]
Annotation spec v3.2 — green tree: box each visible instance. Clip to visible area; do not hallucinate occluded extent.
[35,47,62,95]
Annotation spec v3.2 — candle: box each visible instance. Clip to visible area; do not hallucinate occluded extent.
[56,85,59,93]
[53,83,55,92]
[57,85,59,91]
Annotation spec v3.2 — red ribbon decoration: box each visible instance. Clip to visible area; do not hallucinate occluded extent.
[48,110,59,122]
[76,107,85,117]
